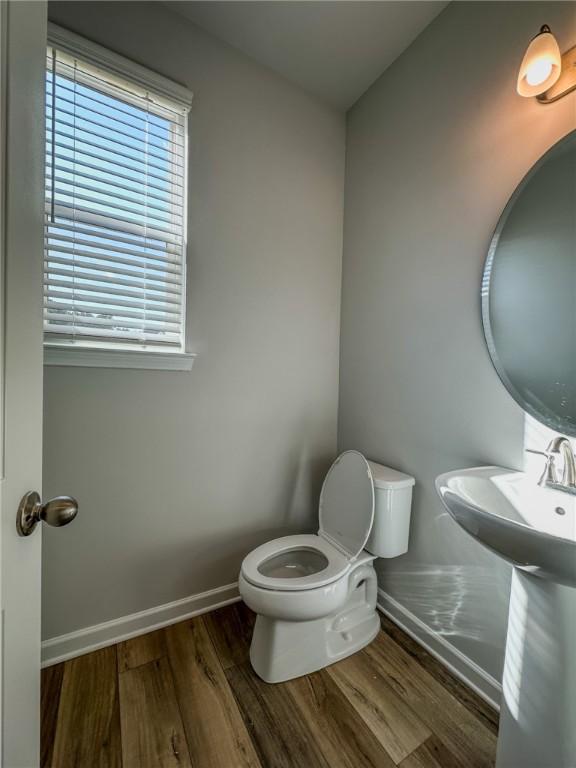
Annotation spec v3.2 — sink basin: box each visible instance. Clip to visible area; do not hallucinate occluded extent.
[436,466,576,587]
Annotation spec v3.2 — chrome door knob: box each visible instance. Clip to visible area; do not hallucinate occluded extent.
[16,491,78,537]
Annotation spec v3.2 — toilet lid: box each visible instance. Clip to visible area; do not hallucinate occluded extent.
[318,450,374,560]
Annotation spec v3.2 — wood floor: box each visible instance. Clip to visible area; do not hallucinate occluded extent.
[41,603,498,768]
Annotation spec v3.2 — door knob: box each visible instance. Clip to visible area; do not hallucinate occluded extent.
[16,491,78,537]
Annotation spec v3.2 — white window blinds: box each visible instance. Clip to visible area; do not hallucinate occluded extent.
[45,40,191,351]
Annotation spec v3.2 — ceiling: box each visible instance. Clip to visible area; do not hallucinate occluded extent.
[165,1,448,110]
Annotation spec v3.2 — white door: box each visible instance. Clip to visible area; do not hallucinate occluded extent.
[1,2,47,766]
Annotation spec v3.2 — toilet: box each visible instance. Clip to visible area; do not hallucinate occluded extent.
[239,450,415,683]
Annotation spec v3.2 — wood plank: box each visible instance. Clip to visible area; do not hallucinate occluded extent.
[51,646,121,768]
[365,630,496,768]
[165,617,261,768]
[405,698,494,768]
[225,663,327,768]
[119,657,192,768]
[41,663,64,768]
[203,601,255,669]
[328,649,431,764]
[118,628,166,672]
[379,615,499,734]
[45,611,497,768]
[286,669,397,768]
[398,736,462,768]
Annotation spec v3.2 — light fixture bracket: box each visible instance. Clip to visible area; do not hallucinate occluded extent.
[537,43,576,103]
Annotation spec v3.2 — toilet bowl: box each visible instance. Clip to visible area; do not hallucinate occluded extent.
[239,450,415,683]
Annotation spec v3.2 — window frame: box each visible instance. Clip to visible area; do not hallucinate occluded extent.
[44,24,195,371]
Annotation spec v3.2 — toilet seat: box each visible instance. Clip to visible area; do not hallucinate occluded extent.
[241,451,375,592]
[318,450,374,558]
[241,534,351,591]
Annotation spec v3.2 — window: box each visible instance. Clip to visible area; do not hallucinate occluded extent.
[44,26,194,369]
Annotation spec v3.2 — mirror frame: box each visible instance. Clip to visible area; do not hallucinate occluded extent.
[481,129,576,436]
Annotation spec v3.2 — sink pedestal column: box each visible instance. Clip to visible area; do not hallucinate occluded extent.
[496,569,576,768]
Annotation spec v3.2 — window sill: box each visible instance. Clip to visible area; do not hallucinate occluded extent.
[44,345,197,371]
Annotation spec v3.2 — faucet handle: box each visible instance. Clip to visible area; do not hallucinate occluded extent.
[539,453,559,486]
[527,449,559,486]
[546,436,576,487]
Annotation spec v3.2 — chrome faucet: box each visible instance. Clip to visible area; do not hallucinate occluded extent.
[531,436,576,495]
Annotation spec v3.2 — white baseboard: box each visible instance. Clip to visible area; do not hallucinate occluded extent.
[377,587,501,711]
[41,577,503,712]
[41,582,240,667]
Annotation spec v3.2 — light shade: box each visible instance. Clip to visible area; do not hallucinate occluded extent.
[517,25,561,97]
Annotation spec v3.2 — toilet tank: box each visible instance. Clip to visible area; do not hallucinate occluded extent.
[365,461,415,558]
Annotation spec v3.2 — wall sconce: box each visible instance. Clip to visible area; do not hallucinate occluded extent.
[517,25,576,103]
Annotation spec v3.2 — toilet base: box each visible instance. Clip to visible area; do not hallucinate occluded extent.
[248,575,381,683]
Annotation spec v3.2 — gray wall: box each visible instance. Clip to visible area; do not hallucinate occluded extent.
[339,0,576,682]
[43,1,345,640]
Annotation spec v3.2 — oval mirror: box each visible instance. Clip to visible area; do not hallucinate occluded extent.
[482,130,576,435]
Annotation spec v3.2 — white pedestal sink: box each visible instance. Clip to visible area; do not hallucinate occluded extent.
[436,467,576,768]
